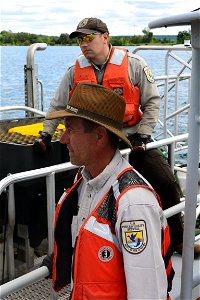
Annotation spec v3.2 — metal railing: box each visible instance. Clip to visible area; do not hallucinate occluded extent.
[0,106,46,117]
[0,135,200,299]
[133,45,192,141]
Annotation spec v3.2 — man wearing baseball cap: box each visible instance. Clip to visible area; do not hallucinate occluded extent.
[42,82,174,299]
[69,17,109,37]
[34,17,193,256]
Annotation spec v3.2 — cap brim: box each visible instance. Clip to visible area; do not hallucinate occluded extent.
[46,110,132,149]
[69,29,98,38]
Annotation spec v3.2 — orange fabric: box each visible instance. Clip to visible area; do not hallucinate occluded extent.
[72,229,127,300]
[53,168,173,299]
[70,47,142,126]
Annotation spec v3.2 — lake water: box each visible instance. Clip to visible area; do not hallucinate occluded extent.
[1,45,192,119]
[0,45,193,164]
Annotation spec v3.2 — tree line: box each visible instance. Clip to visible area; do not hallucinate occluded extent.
[0,29,191,46]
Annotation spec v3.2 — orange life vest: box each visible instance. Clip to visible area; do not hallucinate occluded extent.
[69,47,142,127]
[52,168,174,299]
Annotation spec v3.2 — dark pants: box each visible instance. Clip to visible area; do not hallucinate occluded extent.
[128,148,183,251]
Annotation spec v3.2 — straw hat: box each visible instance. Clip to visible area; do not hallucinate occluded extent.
[46,83,132,149]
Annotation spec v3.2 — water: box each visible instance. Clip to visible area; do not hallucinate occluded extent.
[1,45,192,118]
[0,45,193,164]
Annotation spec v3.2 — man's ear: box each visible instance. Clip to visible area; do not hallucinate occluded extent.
[103,32,109,44]
[95,126,107,141]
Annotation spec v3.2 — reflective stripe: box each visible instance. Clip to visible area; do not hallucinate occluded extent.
[112,180,120,199]
[84,216,120,250]
[109,49,126,65]
[78,48,125,68]
[78,55,91,68]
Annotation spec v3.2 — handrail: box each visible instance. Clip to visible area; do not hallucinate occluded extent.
[132,45,192,140]
[24,43,47,117]
[0,106,46,117]
[148,10,200,300]
[132,45,192,53]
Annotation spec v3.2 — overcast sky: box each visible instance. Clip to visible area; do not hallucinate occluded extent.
[1,0,199,36]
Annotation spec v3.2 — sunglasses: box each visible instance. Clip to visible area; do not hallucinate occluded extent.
[77,33,100,44]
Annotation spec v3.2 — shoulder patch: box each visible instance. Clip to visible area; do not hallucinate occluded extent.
[121,220,147,254]
[143,66,155,83]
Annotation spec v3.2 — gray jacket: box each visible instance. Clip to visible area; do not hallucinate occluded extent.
[43,47,160,137]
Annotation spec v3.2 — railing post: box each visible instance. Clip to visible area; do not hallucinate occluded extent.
[180,20,200,300]
[46,172,56,254]
[24,43,47,117]
[168,142,175,172]
[46,172,58,300]
[7,184,15,280]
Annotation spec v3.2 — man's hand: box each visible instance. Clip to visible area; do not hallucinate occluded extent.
[33,132,52,154]
[130,133,152,152]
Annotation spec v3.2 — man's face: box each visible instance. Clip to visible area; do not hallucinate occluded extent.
[60,117,97,167]
[78,32,108,61]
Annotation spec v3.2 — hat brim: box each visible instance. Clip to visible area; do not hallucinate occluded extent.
[46,109,132,149]
[69,29,101,38]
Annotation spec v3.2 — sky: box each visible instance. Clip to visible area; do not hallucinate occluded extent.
[1,0,199,37]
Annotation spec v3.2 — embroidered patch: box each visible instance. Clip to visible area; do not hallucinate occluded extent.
[121,220,147,254]
[67,105,78,113]
[143,66,155,83]
[113,87,123,96]
[98,246,114,262]
[78,18,88,28]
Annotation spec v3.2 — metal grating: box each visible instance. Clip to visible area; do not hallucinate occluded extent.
[2,279,71,300]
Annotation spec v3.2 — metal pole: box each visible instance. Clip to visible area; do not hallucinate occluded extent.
[7,184,15,280]
[46,173,56,254]
[24,43,47,116]
[46,172,58,300]
[180,21,200,300]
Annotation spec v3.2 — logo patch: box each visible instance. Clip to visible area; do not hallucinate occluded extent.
[67,105,78,113]
[78,18,88,28]
[121,220,147,254]
[98,246,114,262]
[143,66,155,83]
[113,87,123,96]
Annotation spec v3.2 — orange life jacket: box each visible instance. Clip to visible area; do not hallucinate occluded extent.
[69,47,142,127]
[52,168,174,299]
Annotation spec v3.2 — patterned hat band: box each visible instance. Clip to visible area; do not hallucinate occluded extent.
[66,104,122,131]
[46,83,132,149]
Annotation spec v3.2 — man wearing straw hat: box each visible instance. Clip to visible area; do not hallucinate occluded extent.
[33,17,190,256]
[42,82,174,299]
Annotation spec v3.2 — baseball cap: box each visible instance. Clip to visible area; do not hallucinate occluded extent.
[69,18,109,38]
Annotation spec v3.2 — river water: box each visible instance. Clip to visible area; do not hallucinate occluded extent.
[0,45,194,163]
[1,45,192,117]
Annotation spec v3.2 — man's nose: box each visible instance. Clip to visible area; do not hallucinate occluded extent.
[60,130,69,144]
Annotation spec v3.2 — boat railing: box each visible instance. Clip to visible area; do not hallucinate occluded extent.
[24,43,47,117]
[0,106,46,117]
[148,11,200,300]
[0,134,200,299]
[133,45,192,145]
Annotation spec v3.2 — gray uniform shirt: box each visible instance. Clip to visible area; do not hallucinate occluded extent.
[70,150,168,299]
[43,47,160,137]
